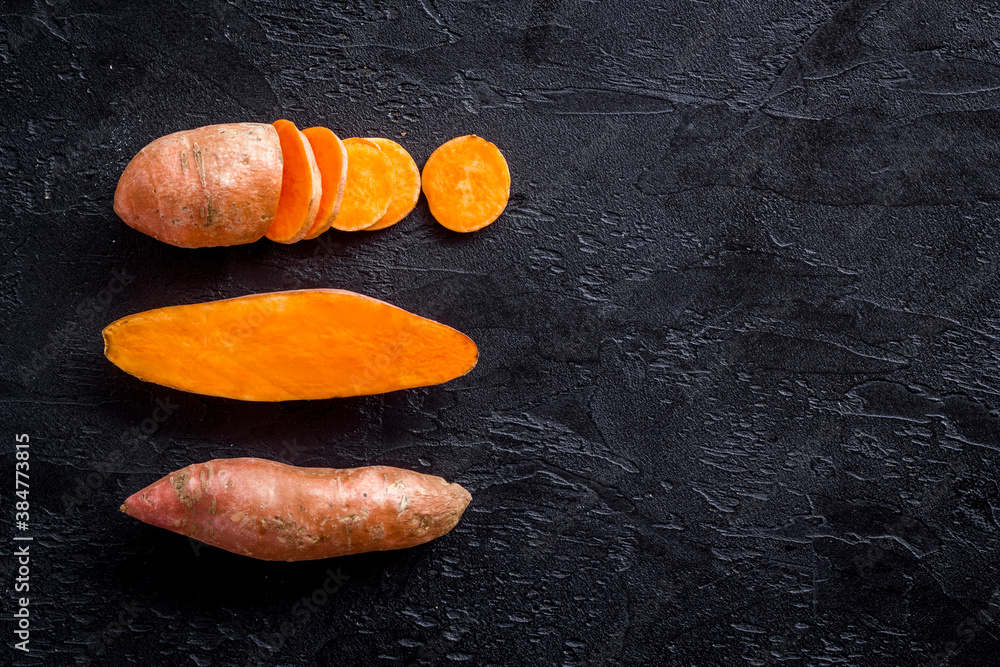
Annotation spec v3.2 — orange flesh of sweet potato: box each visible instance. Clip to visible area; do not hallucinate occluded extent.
[330,138,396,231]
[102,289,478,401]
[421,135,510,233]
[366,138,421,231]
[121,458,472,561]
[113,123,283,248]
[301,126,348,240]
[266,120,322,243]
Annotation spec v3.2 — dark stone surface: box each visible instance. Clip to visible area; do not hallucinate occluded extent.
[3,0,1000,664]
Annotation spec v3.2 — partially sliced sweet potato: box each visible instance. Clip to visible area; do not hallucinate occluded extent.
[114,123,283,248]
[367,138,421,231]
[102,289,479,401]
[301,127,348,240]
[422,135,510,233]
[330,138,396,232]
[266,120,322,243]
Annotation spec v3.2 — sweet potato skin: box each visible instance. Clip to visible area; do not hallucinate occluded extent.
[114,123,282,248]
[102,289,479,401]
[121,458,472,561]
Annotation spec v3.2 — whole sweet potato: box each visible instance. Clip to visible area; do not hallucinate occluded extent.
[121,458,472,561]
[114,123,283,248]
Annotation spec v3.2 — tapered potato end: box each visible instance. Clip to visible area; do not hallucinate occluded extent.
[120,472,190,532]
[435,481,473,536]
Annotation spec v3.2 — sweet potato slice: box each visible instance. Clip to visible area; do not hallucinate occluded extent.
[266,120,322,243]
[301,126,348,240]
[102,289,478,401]
[422,135,510,233]
[330,138,396,231]
[121,458,472,561]
[366,138,421,231]
[113,123,283,248]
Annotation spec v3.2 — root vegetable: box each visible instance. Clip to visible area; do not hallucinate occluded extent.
[422,135,510,233]
[265,119,322,243]
[330,138,396,231]
[366,138,421,231]
[102,289,478,401]
[301,126,348,240]
[113,123,283,248]
[121,458,472,561]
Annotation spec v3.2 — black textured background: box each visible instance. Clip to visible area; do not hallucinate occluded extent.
[3,0,1000,665]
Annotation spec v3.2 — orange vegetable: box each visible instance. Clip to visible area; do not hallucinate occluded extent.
[366,138,421,231]
[113,123,282,248]
[301,126,348,240]
[265,119,322,244]
[422,135,510,233]
[121,458,472,561]
[330,138,396,231]
[102,289,478,401]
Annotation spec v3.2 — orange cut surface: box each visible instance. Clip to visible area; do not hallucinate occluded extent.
[301,126,348,239]
[330,138,396,231]
[266,119,321,243]
[422,135,510,233]
[367,138,421,231]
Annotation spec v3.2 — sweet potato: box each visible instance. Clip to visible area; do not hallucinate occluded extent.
[367,138,421,231]
[102,289,478,401]
[114,123,283,248]
[422,135,510,233]
[265,119,322,244]
[330,138,396,231]
[301,126,349,240]
[121,458,472,561]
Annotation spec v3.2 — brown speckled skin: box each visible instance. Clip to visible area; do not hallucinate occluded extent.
[113,123,282,248]
[121,458,472,561]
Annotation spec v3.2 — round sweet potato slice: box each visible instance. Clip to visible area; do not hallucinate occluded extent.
[330,138,396,232]
[113,123,283,248]
[266,120,322,244]
[422,135,510,233]
[301,126,348,240]
[367,138,421,231]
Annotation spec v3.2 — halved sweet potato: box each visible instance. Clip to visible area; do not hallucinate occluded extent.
[367,138,421,231]
[301,127,348,240]
[330,138,396,231]
[113,123,283,248]
[102,289,479,401]
[266,120,322,244]
[422,135,510,233]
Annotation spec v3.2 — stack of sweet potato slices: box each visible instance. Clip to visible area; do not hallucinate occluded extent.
[265,121,423,241]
